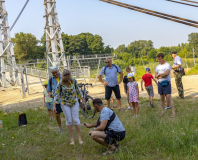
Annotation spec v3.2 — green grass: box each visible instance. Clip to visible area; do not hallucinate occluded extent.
[186,64,198,75]
[1,97,198,159]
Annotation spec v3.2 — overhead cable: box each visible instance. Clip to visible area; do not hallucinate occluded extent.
[181,0,198,4]
[166,0,198,7]
[99,0,198,28]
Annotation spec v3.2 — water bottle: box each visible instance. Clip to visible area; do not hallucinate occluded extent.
[0,120,3,128]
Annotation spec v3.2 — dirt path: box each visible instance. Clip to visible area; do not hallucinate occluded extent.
[0,71,198,112]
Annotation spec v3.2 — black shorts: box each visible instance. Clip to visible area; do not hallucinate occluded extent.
[55,104,63,114]
[158,82,171,95]
[105,85,121,100]
[105,130,125,145]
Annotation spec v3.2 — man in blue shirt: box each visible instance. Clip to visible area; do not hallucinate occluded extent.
[98,58,123,110]
[84,98,125,156]
[47,66,63,133]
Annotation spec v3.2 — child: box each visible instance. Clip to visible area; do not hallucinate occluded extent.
[123,67,132,109]
[127,73,139,118]
[141,68,158,108]
[43,81,54,121]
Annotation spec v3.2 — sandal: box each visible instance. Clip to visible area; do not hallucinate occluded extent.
[171,113,176,118]
[56,128,63,133]
[102,147,118,156]
[113,142,119,148]
[70,141,75,145]
[79,141,84,144]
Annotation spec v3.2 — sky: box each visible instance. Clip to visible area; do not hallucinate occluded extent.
[5,0,198,49]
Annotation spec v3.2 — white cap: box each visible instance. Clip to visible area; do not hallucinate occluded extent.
[127,73,134,78]
[50,66,58,72]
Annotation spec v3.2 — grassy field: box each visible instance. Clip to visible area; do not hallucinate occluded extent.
[1,97,198,160]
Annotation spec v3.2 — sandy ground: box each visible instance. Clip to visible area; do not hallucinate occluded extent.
[0,71,198,112]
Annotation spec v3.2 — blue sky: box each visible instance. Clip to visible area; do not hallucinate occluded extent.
[6,0,198,49]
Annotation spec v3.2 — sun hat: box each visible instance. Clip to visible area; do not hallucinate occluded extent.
[127,73,134,78]
[43,81,48,86]
[50,66,58,72]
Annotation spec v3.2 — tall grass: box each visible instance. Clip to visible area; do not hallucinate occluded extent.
[0,97,198,159]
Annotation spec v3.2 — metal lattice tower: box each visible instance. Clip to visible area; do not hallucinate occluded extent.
[0,0,19,87]
[44,0,67,78]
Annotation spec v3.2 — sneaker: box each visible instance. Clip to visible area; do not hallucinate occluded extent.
[151,104,154,108]
[132,115,136,118]
[128,107,132,109]
[165,106,171,110]
[136,115,139,118]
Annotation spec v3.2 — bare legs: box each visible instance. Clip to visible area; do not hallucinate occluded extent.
[48,109,54,119]
[55,113,62,129]
[117,98,121,110]
[160,94,175,117]
[131,102,139,117]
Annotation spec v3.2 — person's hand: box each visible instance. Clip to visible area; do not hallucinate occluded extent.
[53,104,57,113]
[141,88,144,91]
[157,74,162,79]
[84,123,92,128]
[116,81,121,85]
[137,95,139,100]
[44,103,46,106]
[82,99,85,108]
[103,82,108,87]
[172,66,177,69]
[89,130,94,136]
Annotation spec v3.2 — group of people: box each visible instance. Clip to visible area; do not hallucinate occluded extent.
[42,51,184,156]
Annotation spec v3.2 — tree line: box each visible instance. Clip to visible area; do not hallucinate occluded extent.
[12,32,198,64]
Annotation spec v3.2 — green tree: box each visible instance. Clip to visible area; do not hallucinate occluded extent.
[12,32,43,61]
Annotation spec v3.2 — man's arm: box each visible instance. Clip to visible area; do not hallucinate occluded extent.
[155,72,158,79]
[84,121,97,128]
[98,74,105,85]
[152,78,158,85]
[119,71,123,83]
[94,120,108,131]
[158,70,170,78]
[141,79,144,91]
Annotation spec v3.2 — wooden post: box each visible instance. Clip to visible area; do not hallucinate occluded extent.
[24,65,29,95]
[20,65,26,97]
[95,59,101,85]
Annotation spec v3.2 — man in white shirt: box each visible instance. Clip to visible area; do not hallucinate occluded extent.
[155,53,176,118]
[172,51,184,99]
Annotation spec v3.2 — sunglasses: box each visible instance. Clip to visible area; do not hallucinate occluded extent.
[105,62,109,64]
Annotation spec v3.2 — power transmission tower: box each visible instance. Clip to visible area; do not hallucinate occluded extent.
[44,0,67,78]
[0,0,19,87]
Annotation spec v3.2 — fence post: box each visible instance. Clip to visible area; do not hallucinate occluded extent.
[20,65,26,97]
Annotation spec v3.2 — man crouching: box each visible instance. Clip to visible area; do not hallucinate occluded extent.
[84,98,125,156]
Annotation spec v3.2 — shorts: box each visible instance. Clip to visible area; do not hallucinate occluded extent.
[145,85,154,97]
[158,82,171,95]
[105,130,125,145]
[105,85,121,100]
[45,102,53,110]
[55,104,63,114]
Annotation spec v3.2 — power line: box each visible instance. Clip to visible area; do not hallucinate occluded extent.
[181,0,198,4]
[99,0,198,28]
[10,0,30,31]
[166,0,198,7]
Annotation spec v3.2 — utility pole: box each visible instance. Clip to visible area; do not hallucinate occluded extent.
[193,48,196,66]
[0,0,19,87]
[43,0,67,78]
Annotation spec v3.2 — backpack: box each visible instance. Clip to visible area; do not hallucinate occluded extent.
[104,64,119,75]
[95,109,116,131]
[18,113,27,126]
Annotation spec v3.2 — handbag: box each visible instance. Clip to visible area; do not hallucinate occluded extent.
[181,68,185,76]
[159,80,170,87]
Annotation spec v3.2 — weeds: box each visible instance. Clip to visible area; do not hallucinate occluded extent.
[0,97,198,159]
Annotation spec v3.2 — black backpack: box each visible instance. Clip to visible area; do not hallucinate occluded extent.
[104,64,119,75]
[18,113,27,126]
[95,110,116,131]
